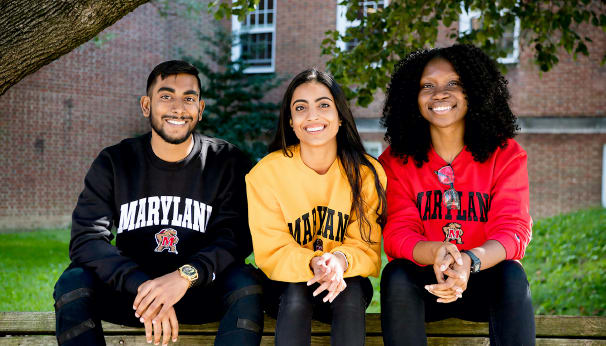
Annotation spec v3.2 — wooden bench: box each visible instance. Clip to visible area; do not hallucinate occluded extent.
[1,312,605,345]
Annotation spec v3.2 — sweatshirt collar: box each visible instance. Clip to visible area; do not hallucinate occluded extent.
[143,132,201,170]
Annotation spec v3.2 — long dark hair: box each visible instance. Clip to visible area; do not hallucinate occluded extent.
[382,44,519,166]
[269,69,386,243]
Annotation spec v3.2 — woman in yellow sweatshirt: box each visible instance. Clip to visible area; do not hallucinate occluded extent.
[246,69,386,345]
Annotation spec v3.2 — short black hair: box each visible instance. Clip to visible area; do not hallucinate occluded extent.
[382,44,519,166]
[146,60,202,96]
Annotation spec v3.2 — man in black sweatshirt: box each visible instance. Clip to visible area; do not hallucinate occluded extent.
[53,60,263,346]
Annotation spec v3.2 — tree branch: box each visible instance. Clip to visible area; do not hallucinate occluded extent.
[0,0,150,96]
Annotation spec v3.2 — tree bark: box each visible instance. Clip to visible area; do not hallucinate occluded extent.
[0,0,150,96]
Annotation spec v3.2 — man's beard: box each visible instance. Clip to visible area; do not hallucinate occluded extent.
[149,105,198,145]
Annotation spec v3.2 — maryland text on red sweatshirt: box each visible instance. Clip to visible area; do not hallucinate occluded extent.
[379,139,532,263]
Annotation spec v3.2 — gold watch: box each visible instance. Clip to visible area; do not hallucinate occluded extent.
[178,264,198,288]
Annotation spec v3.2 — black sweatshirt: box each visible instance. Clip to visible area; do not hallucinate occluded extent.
[69,132,253,294]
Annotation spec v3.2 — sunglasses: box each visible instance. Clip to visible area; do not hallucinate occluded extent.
[434,165,461,210]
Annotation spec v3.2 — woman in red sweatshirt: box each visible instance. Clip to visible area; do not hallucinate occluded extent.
[379,44,535,345]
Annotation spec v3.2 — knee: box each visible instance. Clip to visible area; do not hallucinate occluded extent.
[279,283,312,316]
[222,265,263,300]
[495,261,531,301]
[335,277,372,309]
[53,266,96,302]
[380,259,418,298]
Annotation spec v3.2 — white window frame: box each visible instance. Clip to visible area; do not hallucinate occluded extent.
[231,0,276,73]
[459,4,520,64]
[336,0,389,52]
[363,141,383,158]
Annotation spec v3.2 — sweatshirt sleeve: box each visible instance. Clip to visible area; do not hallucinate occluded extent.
[330,162,384,278]
[485,149,532,260]
[246,172,321,282]
[380,152,427,262]
[185,147,254,286]
[69,152,150,295]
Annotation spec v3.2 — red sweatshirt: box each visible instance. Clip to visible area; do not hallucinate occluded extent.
[379,139,532,264]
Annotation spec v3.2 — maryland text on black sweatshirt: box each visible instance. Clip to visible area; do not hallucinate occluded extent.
[69,132,253,294]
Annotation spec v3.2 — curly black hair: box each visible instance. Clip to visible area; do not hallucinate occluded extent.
[382,44,519,166]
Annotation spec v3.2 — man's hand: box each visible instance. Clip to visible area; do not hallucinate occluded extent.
[425,253,471,303]
[143,306,179,345]
[133,270,189,326]
[307,253,347,303]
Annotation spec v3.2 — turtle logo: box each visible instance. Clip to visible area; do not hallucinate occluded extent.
[442,222,464,244]
[155,228,179,254]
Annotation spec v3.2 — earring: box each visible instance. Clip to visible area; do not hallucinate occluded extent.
[289,119,293,127]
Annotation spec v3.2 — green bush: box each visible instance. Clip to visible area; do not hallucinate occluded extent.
[183,28,283,161]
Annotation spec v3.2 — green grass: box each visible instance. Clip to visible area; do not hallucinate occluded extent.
[0,229,71,311]
[524,207,606,316]
[1,208,605,315]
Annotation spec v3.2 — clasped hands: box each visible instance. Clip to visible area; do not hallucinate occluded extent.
[425,242,471,303]
[133,271,189,345]
[307,252,347,303]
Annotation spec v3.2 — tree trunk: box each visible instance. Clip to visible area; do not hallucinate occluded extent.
[0,0,150,96]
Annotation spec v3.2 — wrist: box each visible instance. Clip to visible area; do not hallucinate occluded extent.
[333,251,348,272]
[461,250,481,273]
[176,271,190,289]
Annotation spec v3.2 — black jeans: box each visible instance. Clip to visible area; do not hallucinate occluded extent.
[265,276,373,346]
[381,259,535,346]
[53,263,264,346]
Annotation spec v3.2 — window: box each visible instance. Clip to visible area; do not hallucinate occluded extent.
[363,141,383,158]
[231,0,276,73]
[336,1,388,51]
[459,4,520,64]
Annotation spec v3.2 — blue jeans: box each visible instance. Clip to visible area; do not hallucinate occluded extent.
[54,263,264,346]
[381,259,535,346]
[265,276,373,346]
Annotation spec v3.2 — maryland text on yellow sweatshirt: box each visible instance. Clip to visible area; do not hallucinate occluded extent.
[246,145,386,282]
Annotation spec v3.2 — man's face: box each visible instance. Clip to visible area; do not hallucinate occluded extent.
[141,73,204,145]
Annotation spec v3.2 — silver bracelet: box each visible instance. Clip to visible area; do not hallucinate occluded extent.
[333,251,349,271]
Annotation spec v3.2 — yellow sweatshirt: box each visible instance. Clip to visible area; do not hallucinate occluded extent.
[246,145,386,282]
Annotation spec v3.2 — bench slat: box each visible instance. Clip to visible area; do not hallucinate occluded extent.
[3,335,606,346]
[0,335,490,346]
[1,312,605,338]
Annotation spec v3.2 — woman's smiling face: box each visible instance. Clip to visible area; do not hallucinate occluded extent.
[418,57,468,132]
[290,81,340,152]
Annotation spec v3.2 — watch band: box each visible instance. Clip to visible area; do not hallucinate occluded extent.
[461,250,481,273]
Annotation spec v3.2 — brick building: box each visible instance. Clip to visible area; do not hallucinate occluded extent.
[0,1,604,230]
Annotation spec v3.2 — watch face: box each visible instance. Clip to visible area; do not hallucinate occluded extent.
[182,265,196,276]
[472,262,480,273]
